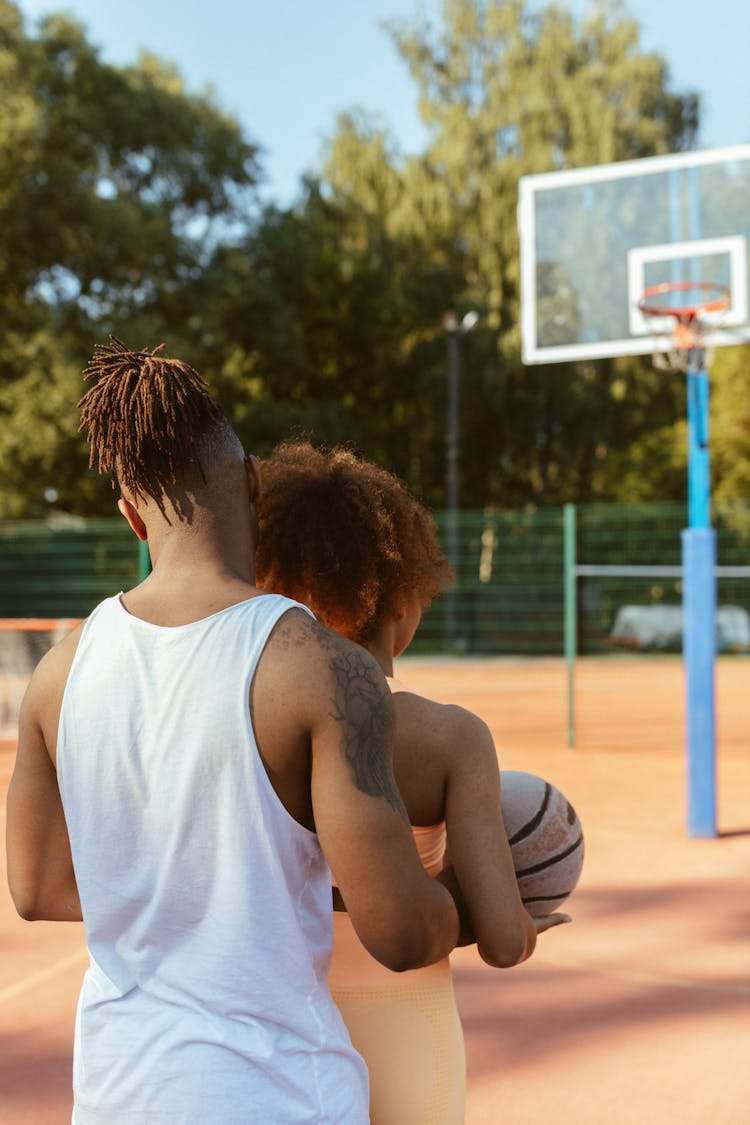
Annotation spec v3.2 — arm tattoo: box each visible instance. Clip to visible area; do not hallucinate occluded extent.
[327,647,407,818]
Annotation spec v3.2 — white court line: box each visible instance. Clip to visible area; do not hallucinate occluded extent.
[535,955,750,996]
[0,949,87,1005]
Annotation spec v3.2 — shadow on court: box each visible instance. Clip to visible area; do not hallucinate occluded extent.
[452,877,750,1125]
[455,958,750,1124]
[456,957,750,1071]
[0,1032,74,1122]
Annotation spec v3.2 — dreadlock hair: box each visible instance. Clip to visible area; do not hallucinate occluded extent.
[78,336,228,511]
[256,441,453,645]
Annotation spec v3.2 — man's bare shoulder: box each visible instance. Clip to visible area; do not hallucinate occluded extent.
[27,622,86,696]
[259,607,387,699]
[255,607,402,809]
[263,605,325,653]
[268,607,373,666]
[19,621,86,756]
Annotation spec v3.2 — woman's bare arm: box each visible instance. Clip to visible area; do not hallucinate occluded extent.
[391,693,540,967]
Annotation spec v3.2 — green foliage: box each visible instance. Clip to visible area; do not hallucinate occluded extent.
[316,0,699,505]
[190,124,467,504]
[0,0,259,515]
[710,346,750,502]
[0,0,715,520]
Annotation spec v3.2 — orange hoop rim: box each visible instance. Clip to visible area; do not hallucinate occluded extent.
[637,280,731,323]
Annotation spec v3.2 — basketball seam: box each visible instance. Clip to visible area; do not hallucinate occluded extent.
[522,890,575,904]
[507,782,552,846]
[514,832,584,878]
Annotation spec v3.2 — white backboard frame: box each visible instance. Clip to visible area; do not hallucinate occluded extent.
[519,145,750,365]
[627,236,748,336]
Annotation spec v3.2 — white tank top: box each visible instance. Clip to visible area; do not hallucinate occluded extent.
[57,593,369,1124]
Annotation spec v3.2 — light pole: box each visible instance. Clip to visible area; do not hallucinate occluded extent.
[443,310,478,647]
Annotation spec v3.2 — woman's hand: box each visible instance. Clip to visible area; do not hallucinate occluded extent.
[531,912,571,933]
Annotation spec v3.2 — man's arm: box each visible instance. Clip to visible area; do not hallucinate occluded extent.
[304,624,459,971]
[6,645,82,922]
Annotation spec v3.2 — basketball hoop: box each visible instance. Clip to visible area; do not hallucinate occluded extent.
[638,281,731,354]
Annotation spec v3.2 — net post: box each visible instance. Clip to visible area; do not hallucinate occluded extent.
[563,503,577,748]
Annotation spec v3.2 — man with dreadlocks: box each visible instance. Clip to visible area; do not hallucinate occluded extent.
[6,338,460,1124]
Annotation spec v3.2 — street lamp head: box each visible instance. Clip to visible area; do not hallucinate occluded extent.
[444,310,479,335]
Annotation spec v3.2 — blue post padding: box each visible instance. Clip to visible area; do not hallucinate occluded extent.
[681,527,717,837]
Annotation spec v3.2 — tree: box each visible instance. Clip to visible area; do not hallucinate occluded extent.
[310,0,700,507]
[0,0,259,516]
[194,114,468,505]
[0,0,708,518]
[709,345,750,503]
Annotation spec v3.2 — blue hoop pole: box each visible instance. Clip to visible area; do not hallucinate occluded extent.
[687,356,710,529]
[683,347,717,838]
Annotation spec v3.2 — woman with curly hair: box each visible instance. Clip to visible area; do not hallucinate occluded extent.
[256,441,567,1125]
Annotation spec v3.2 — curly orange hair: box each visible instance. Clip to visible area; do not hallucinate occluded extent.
[256,442,453,644]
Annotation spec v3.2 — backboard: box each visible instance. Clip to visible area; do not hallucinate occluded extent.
[518,145,750,364]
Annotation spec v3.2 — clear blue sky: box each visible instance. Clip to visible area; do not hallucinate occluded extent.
[16,0,750,206]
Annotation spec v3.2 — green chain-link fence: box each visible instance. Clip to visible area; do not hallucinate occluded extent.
[3,503,750,654]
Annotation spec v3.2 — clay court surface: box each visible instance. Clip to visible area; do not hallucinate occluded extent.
[2,655,749,1123]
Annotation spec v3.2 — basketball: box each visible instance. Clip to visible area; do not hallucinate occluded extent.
[499,770,584,916]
